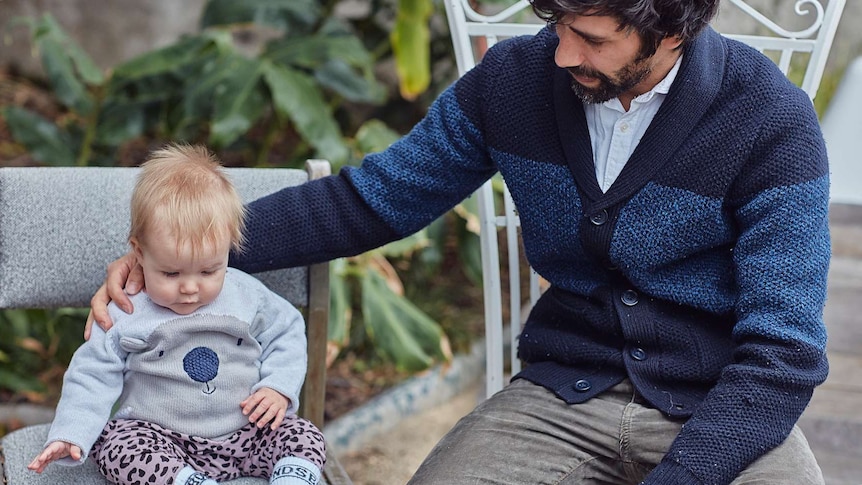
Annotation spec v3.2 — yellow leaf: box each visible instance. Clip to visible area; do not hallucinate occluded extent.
[391,0,433,100]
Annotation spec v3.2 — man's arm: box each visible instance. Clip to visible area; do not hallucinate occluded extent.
[644,89,830,484]
[92,61,498,334]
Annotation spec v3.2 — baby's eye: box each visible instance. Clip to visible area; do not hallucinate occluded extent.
[201,270,214,276]
[163,272,179,278]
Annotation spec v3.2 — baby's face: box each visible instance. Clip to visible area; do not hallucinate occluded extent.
[135,227,230,315]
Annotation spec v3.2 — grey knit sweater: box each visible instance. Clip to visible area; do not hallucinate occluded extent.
[46,268,307,464]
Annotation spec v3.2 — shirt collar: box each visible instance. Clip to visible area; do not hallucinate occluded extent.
[601,53,684,110]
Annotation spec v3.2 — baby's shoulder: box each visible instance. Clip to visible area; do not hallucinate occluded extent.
[219,268,296,314]
[222,267,271,295]
[106,292,164,327]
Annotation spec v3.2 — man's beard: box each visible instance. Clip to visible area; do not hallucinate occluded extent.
[567,58,653,104]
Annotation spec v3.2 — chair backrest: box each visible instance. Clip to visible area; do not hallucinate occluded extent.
[442,0,847,399]
[0,161,331,427]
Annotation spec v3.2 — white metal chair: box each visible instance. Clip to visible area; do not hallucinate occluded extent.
[442,0,847,399]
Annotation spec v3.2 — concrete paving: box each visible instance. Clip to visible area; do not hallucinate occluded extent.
[799,204,862,485]
[335,203,862,485]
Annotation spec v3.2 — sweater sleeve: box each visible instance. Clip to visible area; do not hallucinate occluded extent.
[45,321,125,464]
[230,174,401,273]
[249,281,309,415]
[643,90,830,484]
[231,64,497,274]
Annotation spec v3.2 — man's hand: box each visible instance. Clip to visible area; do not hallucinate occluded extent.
[241,387,290,430]
[28,441,82,473]
[84,252,144,340]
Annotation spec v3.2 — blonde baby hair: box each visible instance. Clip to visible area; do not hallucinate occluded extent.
[129,144,246,256]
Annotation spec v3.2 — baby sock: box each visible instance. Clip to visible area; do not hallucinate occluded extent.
[270,456,321,485]
[175,465,219,485]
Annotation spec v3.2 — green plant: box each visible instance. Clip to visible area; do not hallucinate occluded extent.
[329,120,483,371]
[3,1,389,168]
[2,1,482,376]
[0,309,87,403]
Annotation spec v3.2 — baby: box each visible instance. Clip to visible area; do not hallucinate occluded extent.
[28,144,325,485]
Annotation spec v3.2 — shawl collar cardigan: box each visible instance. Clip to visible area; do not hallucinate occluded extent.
[234,26,830,485]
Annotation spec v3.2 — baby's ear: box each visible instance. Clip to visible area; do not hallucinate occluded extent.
[129,236,143,258]
[119,337,149,352]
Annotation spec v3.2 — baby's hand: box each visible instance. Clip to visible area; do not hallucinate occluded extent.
[241,387,290,430]
[28,441,82,473]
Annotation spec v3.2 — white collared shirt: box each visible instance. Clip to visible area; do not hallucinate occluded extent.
[585,55,683,192]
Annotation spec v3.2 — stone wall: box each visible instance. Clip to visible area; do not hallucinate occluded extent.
[1,0,205,76]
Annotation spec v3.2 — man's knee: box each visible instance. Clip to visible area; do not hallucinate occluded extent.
[731,426,824,485]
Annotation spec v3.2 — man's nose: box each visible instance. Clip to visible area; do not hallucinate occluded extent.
[555,31,585,68]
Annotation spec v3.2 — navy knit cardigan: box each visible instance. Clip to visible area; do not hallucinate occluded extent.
[234,26,831,485]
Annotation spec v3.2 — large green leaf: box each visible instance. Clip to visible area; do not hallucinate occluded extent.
[209,56,268,148]
[417,216,447,269]
[354,119,401,155]
[107,72,185,106]
[328,259,351,347]
[265,34,374,71]
[200,0,319,32]
[37,36,94,115]
[111,33,225,80]
[3,106,76,166]
[361,270,449,372]
[30,14,104,84]
[262,62,348,165]
[391,0,433,100]
[28,14,103,85]
[314,59,386,104]
[453,194,484,286]
[165,53,232,137]
[457,220,484,287]
[0,368,45,394]
[377,230,431,258]
[93,101,148,146]
[12,14,103,115]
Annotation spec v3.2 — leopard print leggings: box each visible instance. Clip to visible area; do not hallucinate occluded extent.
[90,417,326,485]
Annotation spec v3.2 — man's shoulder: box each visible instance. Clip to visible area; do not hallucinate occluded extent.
[481,25,557,72]
[720,35,806,100]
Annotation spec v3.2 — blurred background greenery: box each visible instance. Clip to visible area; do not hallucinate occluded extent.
[1,0,858,426]
[0,0,488,421]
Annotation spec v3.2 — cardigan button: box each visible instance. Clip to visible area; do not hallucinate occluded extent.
[589,209,608,226]
[574,379,591,392]
[621,289,639,306]
[630,347,647,361]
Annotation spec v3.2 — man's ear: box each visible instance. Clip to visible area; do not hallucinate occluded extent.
[661,34,684,51]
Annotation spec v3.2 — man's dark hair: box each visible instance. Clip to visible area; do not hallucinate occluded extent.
[530,0,720,58]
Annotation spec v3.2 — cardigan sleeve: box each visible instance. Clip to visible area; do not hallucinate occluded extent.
[231,63,497,274]
[643,89,830,485]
